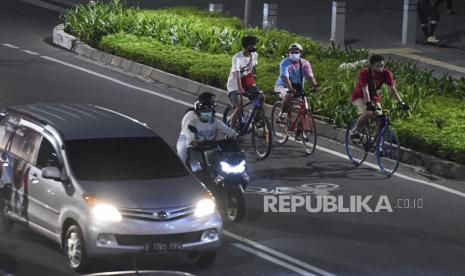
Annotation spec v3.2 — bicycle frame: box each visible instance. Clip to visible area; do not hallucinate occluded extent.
[286,92,310,132]
[237,93,264,136]
[363,110,392,150]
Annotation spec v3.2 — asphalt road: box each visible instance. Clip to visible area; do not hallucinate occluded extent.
[1,1,465,275]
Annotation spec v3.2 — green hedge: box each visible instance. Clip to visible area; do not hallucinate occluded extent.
[65,1,368,60]
[67,1,465,165]
[396,96,465,164]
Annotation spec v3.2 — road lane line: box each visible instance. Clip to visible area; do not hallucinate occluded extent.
[41,56,192,108]
[226,231,336,276]
[232,243,317,276]
[22,50,40,56]
[288,135,465,198]
[20,0,65,12]
[2,44,20,49]
[35,53,465,199]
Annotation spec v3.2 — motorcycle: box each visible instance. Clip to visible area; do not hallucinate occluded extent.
[187,125,248,223]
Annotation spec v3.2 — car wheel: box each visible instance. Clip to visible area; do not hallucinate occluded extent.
[186,251,217,267]
[64,224,90,272]
[0,189,13,235]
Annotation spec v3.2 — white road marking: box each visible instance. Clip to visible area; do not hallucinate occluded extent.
[232,243,317,276]
[20,0,65,12]
[42,54,336,276]
[290,135,465,198]
[22,49,40,55]
[4,42,465,275]
[7,0,465,196]
[227,231,336,276]
[35,53,465,199]
[41,56,192,108]
[2,43,19,49]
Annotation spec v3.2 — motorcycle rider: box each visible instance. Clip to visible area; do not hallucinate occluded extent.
[177,92,239,165]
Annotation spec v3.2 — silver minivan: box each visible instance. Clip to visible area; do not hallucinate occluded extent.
[0,103,222,272]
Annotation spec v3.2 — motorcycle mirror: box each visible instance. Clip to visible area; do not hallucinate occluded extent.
[188,125,198,133]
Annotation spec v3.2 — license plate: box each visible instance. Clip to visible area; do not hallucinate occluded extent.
[145,242,182,252]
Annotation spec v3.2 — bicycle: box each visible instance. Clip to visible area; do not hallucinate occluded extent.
[345,107,406,176]
[271,89,317,155]
[223,91,272,160]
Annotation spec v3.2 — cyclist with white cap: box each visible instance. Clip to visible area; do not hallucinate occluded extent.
[274,43,320,122]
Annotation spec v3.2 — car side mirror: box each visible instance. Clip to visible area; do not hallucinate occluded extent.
[42,167,62,181]
[188,125,198,134]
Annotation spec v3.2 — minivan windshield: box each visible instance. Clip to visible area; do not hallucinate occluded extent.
[66,137,188,181]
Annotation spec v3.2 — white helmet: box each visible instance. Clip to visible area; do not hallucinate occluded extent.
[288,42,303,52]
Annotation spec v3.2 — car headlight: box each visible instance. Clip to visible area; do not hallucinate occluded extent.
[84,194,122,222]
[194,192,216,217]
[220,160,246,174]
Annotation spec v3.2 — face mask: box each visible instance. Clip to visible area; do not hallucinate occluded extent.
[200,112,212,122]
[248,47,257,53]
[289,54,300,62]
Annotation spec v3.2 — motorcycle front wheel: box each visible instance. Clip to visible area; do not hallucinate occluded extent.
[223,188,246,223]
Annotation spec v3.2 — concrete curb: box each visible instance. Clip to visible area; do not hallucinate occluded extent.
[52,24,77,50]
[52,24,465,181]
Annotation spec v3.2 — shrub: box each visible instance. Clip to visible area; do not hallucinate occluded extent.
[67,1,465,165]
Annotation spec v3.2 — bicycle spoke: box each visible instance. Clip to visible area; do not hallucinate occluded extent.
[377,129,401,176]
[271,101,289,144]
[301,110,317,155]
[251,116,272,160]
[345,120,369,166]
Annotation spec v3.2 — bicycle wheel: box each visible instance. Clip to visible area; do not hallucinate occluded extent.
[376,128,402,176]
[271,101,289,144]
[251,113,272,160]
[300,109,317,155]
[345,120,370,166]
[223,106,232,126]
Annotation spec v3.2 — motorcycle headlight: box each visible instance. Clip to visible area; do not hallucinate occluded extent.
[84,194,122,223]
[194,192,216,217]
[220,160,246,174]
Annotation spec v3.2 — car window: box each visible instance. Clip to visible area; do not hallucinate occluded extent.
[9,127,42,164]
[0,120,15,150]
[36,138,60,169]
[9,127,26,157]
[66,137,189,181]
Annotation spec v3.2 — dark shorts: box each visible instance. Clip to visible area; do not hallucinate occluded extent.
[418,1,440,22]
[228,91,241,106]
[228,89,262,107]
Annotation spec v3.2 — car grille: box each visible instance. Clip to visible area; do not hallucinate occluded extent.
[115,231,203,246]
[118,205,196,221]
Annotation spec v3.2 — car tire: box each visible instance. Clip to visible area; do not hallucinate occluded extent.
[64,224,90,272]
[186,251,217,267]
[0,188,13,235]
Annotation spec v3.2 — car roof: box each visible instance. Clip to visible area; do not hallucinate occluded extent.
[5,103,157,140]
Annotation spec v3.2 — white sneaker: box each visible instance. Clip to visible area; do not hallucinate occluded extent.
[427,36,440,43]
[276,112,288,123]
[350,128,362,143]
